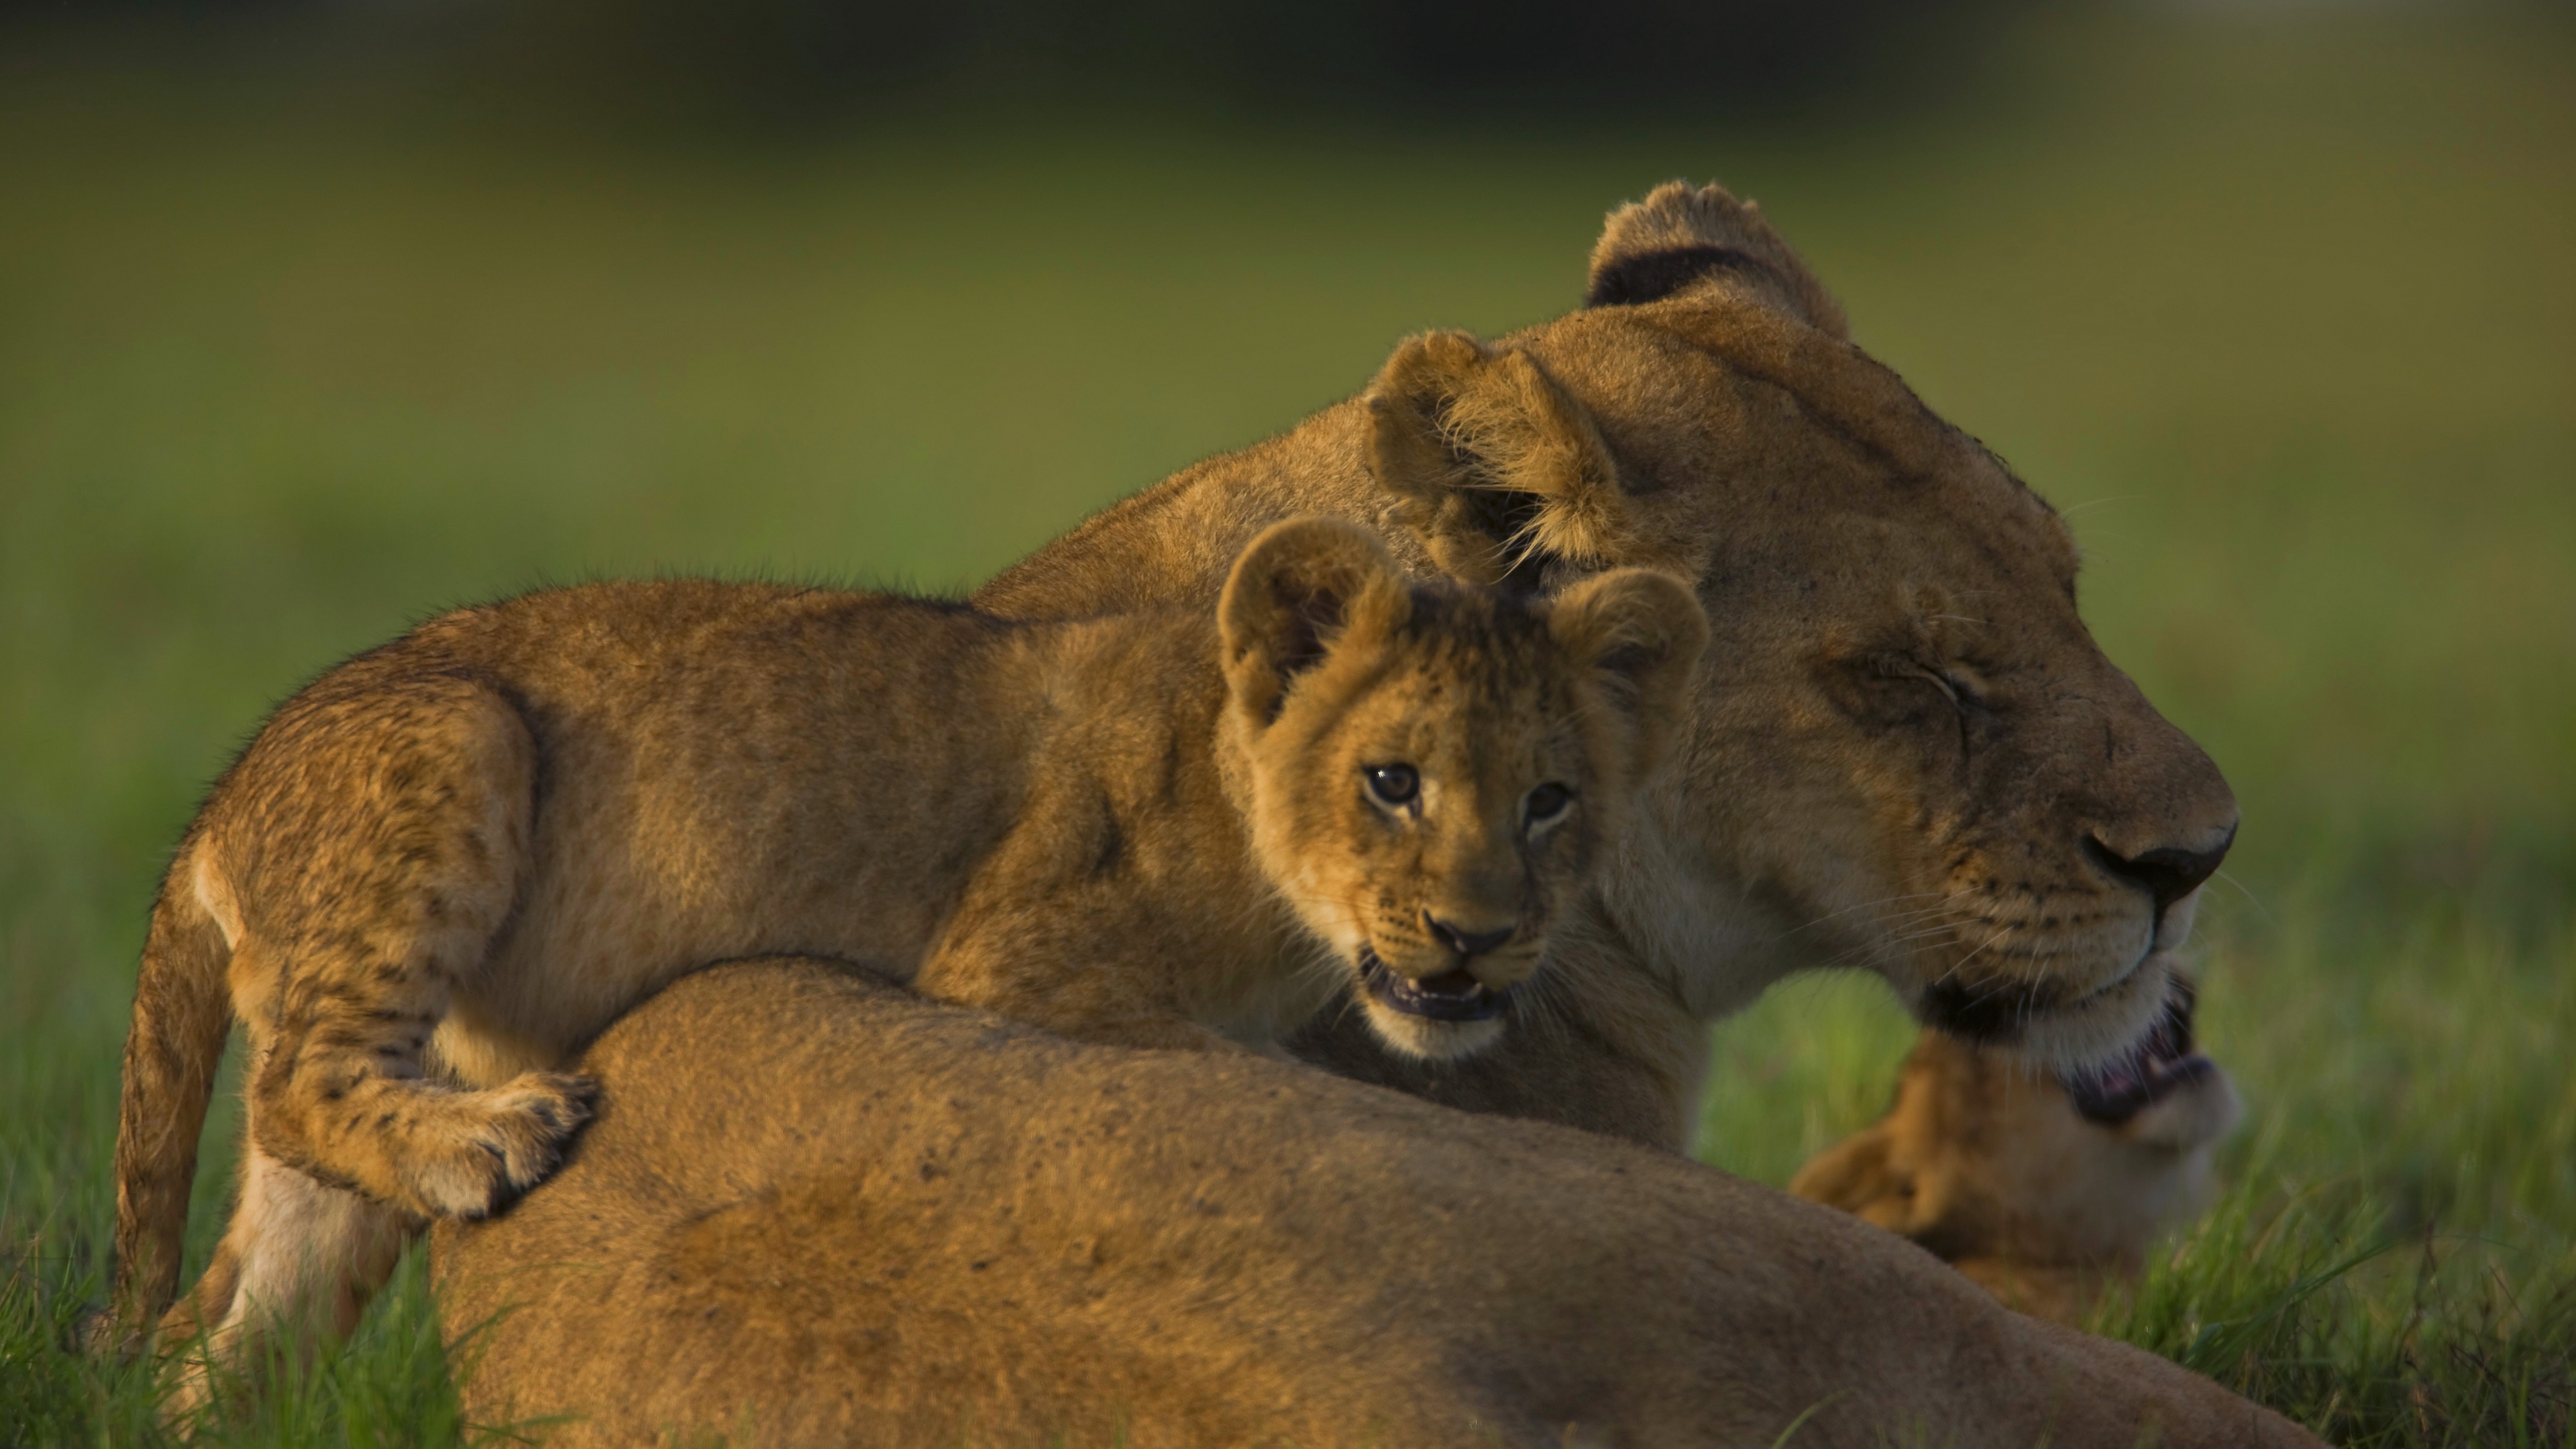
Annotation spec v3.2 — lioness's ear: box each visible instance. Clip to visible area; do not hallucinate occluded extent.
[1364,331,1631,594]
[1585,180,1848,340]
[1545,568,1708,775]
[1219,517,1405,725]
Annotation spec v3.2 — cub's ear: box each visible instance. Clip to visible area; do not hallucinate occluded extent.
[1364,331,1633,594]
[1544,568,1708,776]
[1586,180,1848,340]
[1219,517,1407,725]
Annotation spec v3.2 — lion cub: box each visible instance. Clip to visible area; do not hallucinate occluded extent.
[1790,981,2242,1324]
[100,517,1705,1396]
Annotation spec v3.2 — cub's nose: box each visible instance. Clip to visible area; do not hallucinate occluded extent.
[1423,912,1515,960]
[2085,823,2237,912]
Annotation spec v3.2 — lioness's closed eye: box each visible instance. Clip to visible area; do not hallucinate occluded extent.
[97,515,1707,1408]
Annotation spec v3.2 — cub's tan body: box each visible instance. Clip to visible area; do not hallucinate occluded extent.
[103,521,1701,1400]
[436,958,2323,1448]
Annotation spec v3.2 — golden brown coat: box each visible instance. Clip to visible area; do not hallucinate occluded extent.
[437,958,2320,1448]
[429,182,2288,1438]
[979,179,2241,1159]
[99,521,1702,1403]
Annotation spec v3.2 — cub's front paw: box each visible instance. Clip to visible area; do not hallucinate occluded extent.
[407,1071,598,1220]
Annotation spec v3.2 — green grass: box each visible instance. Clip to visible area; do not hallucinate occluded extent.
[3,6,2571,1444]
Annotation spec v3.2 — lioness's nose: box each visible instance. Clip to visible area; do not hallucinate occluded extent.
[1424,912,1515,959]
[2085,823,2237,912]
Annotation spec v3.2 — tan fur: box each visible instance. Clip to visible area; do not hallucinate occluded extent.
[1790,1023,2243,1326]
[420,184,2290,1436]
[435,957,2322,1448]
[143,175,2260,1426]
[976,178,2242,1154]
[98,519,1703,1403]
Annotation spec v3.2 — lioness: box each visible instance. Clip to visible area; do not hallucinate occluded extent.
[99,519,1705,1397]
[437,957,2322,1448]
[975,179,2242,1214]
[1792,979,2243,1325]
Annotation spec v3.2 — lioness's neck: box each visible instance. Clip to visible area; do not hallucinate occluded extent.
[1591,806,1815,1021]
[977,405,1428,621]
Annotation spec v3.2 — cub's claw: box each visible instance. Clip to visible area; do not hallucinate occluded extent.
[407,1071,598,1220]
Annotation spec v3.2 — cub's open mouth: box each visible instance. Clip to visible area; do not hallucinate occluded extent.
[2057,981,2216,1126]
[1358,946,1506,1023]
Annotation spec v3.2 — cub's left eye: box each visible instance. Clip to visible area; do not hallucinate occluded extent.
[1363,763,1420,808]
[1523,782,1574,829]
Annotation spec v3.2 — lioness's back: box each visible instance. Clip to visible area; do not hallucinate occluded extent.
[437,958,2325,1449]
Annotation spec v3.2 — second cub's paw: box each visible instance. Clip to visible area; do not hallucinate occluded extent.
[408,1072,598,1220]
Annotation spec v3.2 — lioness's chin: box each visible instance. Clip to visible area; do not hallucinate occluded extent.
[1918,953,2175,1077]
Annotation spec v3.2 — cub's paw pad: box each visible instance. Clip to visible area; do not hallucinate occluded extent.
[412,1073,598,1219]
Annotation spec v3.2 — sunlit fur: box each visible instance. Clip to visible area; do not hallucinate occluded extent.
[92,517,1703,1410]
[982,180,2241,1143]
[429,959,2320,1448]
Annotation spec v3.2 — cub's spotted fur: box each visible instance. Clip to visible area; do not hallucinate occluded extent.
[99,518,1704,1403]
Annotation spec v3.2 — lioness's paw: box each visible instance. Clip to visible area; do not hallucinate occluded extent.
[408,1072,598,1220]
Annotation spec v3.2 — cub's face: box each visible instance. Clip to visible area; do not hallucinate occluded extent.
[1252,596,1594,1061]
[1217,520,1705,1061]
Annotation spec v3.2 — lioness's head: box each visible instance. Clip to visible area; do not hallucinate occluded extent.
[1357,181,2239,1078]
[1217,518,1706,1061]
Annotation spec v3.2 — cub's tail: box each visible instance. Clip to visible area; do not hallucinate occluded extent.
[89,843,235,1356]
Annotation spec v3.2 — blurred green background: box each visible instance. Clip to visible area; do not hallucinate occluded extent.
[3,2,2571,1443]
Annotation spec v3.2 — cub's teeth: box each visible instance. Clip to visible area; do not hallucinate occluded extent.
[1415,967,1486,1000]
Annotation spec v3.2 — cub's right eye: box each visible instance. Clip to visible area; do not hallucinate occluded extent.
[1523,782,1574,829]
[1362,764,1420,808]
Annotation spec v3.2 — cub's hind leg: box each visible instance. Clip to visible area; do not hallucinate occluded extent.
[158,1140,409,1415]
[219,676,592,1224]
